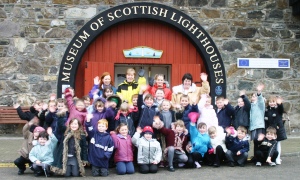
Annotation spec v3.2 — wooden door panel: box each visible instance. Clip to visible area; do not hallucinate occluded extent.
[84,62,115,96]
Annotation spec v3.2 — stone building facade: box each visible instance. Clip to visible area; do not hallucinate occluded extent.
[0,0,299,133]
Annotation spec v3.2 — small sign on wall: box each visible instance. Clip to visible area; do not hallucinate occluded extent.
[237,58,290,68]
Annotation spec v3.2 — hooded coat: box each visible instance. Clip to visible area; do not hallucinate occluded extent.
[50,131,88,176]
[132,132,162,164]
[233,95,251,129]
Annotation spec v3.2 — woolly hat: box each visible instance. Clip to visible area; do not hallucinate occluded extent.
[33,126,45,133]
[142,126,153,134]
[107,95,122,108]
[188,112,200,123]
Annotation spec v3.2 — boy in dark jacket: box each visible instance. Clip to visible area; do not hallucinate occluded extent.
[225,126,249,167]
[137,85,158,129]
[215,96,235,131]
[85,118,114,177]
[254,127,278,167]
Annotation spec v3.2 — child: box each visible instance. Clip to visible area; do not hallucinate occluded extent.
[129,94,139,128]
[175,95,198,130]
[145,74,172,100]
[14,100,44,128]
[115,102,136,137]
[187,117,212,169]
[250,84,265,154]
[132,126,162,174]
[137,85,158,130]
[110,124,135,175]
[233,90,251,130]
[83,95,93,114]
[29,127,58,177]
[215,96,235,131]
[51,118,88,177]
[102,87,114,99]
[116,68,146,105]
[152,117,188,172]
[85,119,114,177]
[225,126,249,167]
[64,87,87,126]
[154,88,165,106]
[46,98,69,145]
[207,126,227,167]
[254,127,278,167]
[86,97,115,132]
[107,94,122,132]
[265,95,287,164]
[197,94,218,129]
[156,100,176,129]
[14,119,44,175]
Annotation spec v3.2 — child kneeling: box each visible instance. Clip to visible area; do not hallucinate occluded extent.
[132,126,162,174]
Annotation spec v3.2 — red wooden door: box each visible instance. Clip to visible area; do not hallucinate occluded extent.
[75,19,206,98]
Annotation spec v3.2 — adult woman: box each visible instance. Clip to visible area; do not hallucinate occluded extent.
[172,72,210,106]
[145,74,172,100]
[88,72,117,99]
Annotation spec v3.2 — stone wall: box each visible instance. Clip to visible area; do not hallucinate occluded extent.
[0,0,299,133]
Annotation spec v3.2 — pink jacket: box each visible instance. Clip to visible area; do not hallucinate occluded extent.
[111,133,134,163]
[65,94,87,126]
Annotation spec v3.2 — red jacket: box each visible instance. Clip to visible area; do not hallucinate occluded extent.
[159,127,189,151]
[146,84,172,100]
[111,133,134,162]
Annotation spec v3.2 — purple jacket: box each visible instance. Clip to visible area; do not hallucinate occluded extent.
[90,97,115,130]
[111,133,133,163]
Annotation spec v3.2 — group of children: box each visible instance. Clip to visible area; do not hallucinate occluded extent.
[12,68,287,177]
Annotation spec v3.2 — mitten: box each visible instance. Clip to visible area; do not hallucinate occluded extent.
[208,148,214,154]
[188,112,200,123]
[138,69,145,77]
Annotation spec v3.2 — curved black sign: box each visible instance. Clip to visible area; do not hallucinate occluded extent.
[57,2,227,101]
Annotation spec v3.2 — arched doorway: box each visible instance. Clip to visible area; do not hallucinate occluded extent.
[57,2,227,103]
[78,19,206,96]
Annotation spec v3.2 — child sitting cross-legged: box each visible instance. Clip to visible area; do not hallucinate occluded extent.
[254,126,278,167]
[206,126,227,167]
[152,116,189,172]
[186,112,212,169]
[225,126,249,167]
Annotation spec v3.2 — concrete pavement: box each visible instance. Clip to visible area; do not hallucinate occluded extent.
[0,133,299,166]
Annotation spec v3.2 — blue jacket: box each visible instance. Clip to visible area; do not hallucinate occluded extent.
[181,104,198,130]
[29,134,58,165]
[225,135,249,155]
[216,103,235,130]
[189,123,212,156]
[85,121,114,168]
[250,94,265,131]
[45,111,69,143]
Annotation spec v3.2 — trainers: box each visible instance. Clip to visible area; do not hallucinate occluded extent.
[276,159,281,165]
[269,162,276,166]
[178,163,185,167]
[256,162,262,166]
[194,162,201,168]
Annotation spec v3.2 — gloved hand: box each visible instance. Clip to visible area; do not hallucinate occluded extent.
[188,112,199,123]
[208,148,214,154]
[148,77,154,87]
[138,69,145,77]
